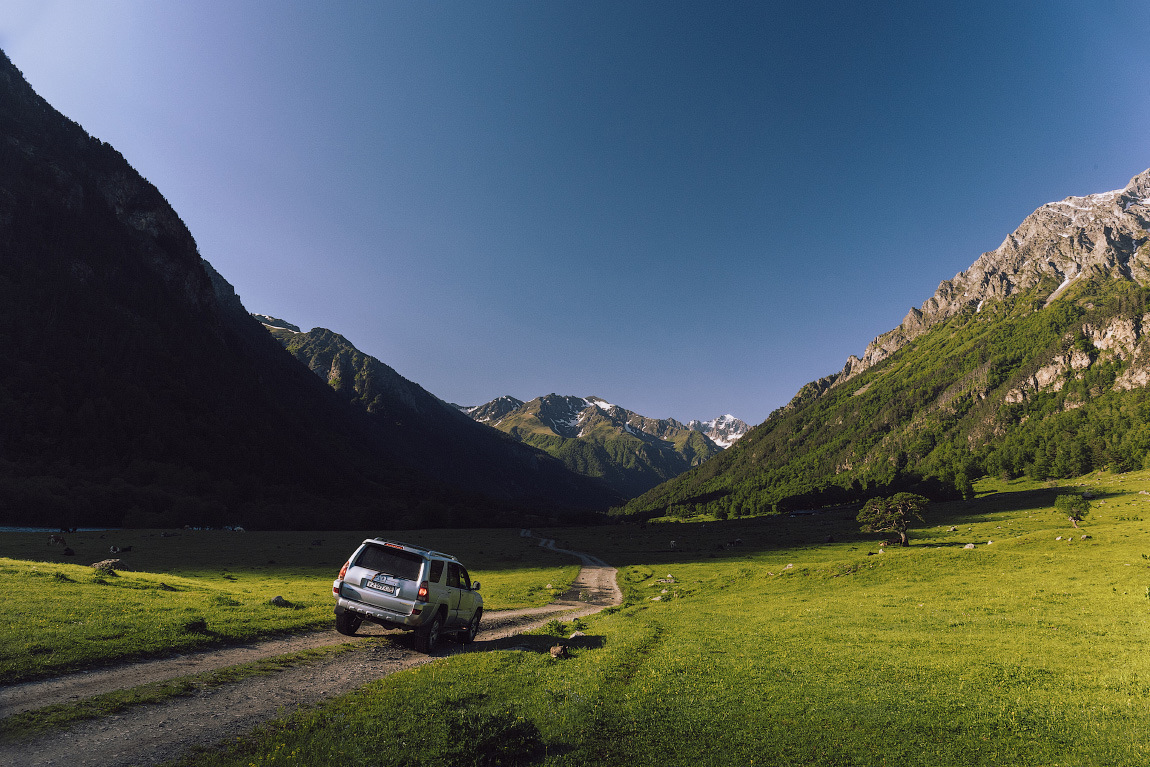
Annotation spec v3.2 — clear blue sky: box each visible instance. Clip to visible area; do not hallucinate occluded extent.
[4,1,1149,425]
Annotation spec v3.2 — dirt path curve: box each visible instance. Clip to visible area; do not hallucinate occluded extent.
[0,537,619,767]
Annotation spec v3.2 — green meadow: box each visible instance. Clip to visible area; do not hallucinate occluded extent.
[176,473,1150,767]
[5,472,1150,765]
[0,529,577,683]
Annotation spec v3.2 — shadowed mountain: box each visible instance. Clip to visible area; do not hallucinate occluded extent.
[0,49,611,530]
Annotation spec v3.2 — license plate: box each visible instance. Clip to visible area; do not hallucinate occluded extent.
[365,581,396,594]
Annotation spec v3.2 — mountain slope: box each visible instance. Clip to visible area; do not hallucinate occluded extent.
[258,322,622,512]
[462,394,747,497]
[0,49,610,530]
[0,49,452,529]
[623,170,1150,519]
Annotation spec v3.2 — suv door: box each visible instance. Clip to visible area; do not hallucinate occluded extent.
[446,562,479,627]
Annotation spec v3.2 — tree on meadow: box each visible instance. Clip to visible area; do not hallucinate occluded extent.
[1054,493,1090,528]
[856,492,930,546]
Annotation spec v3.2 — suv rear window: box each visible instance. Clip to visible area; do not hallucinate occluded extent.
[355,545,423,581]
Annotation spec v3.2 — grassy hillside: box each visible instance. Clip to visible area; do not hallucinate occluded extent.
[624,278,1150,520]
[118,469,1150,766]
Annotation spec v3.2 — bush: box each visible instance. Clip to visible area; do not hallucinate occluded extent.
[1054,494,1090,524]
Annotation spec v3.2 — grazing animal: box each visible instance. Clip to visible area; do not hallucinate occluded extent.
[669,540,678,551]
[49,535,66,546]
[109,545,120,554]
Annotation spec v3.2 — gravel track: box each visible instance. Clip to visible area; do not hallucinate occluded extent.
[0,540,620,767]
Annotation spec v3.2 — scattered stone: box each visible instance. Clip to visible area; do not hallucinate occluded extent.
[784,564,794,569]
[963,543,976,549]
[270,596,291,608]
[62,547,75,556]
[1080,534,1092,540]
[987,540,994,545]
[661,589,668,594]
[568,631,586,639]
[948,526,958,532]
[1056,536,1063,541]
[650,596,662,601]
[90,559,123,573]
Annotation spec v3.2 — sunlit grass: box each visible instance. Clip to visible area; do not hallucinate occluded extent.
[173,470,1150,766]
[0,528,580,683]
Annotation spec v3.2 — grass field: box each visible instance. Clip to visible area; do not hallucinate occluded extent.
[165,471,1150,766]
[5,473,1150,764]
[0,528,578,683]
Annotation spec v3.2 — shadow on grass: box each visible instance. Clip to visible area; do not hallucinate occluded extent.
[548,481,1121,569]
[477,633,607,655]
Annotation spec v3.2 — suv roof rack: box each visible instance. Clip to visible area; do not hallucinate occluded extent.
[366,537,457,562]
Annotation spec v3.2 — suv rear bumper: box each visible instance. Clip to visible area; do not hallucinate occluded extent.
[334,582,426,630]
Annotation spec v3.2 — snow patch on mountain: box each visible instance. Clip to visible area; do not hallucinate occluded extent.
[688,414,751,448]
[252,314,301,333]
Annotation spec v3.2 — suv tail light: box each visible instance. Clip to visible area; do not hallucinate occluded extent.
[334,561,350,596]
[416,580,429,602]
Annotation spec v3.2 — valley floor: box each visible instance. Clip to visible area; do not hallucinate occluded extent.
[0,544,620,767]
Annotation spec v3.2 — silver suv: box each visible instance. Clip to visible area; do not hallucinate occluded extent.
[332,538,483,653]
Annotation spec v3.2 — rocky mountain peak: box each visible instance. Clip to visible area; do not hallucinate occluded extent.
[687,415,751,448]
[813,169,1150,398]
[463,395,525,424]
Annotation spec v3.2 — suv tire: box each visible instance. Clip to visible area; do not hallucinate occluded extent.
[335,609,361,636]
[460,608,482,644]
[414,612,443,654]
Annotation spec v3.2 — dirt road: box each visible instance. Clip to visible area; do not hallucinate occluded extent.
[0,539,620,767]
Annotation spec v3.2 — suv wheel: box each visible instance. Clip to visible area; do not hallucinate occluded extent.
[335,609,361,636]
[414,612,443,654]
[460,608,482,644]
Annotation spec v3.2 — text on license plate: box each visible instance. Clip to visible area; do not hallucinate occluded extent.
[365,581,396,594]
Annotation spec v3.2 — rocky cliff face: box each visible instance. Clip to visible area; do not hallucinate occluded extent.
[818,170,1150,394]
[688,415,750,448]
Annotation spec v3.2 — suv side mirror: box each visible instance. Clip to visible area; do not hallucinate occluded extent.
[471,581,481,591]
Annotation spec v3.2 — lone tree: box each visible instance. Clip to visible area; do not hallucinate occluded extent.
[857,492,929,546]
[1054,493,1090,528]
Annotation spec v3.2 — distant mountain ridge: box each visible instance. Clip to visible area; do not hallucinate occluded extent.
[460,394,748,497]
[254,319,622,512]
